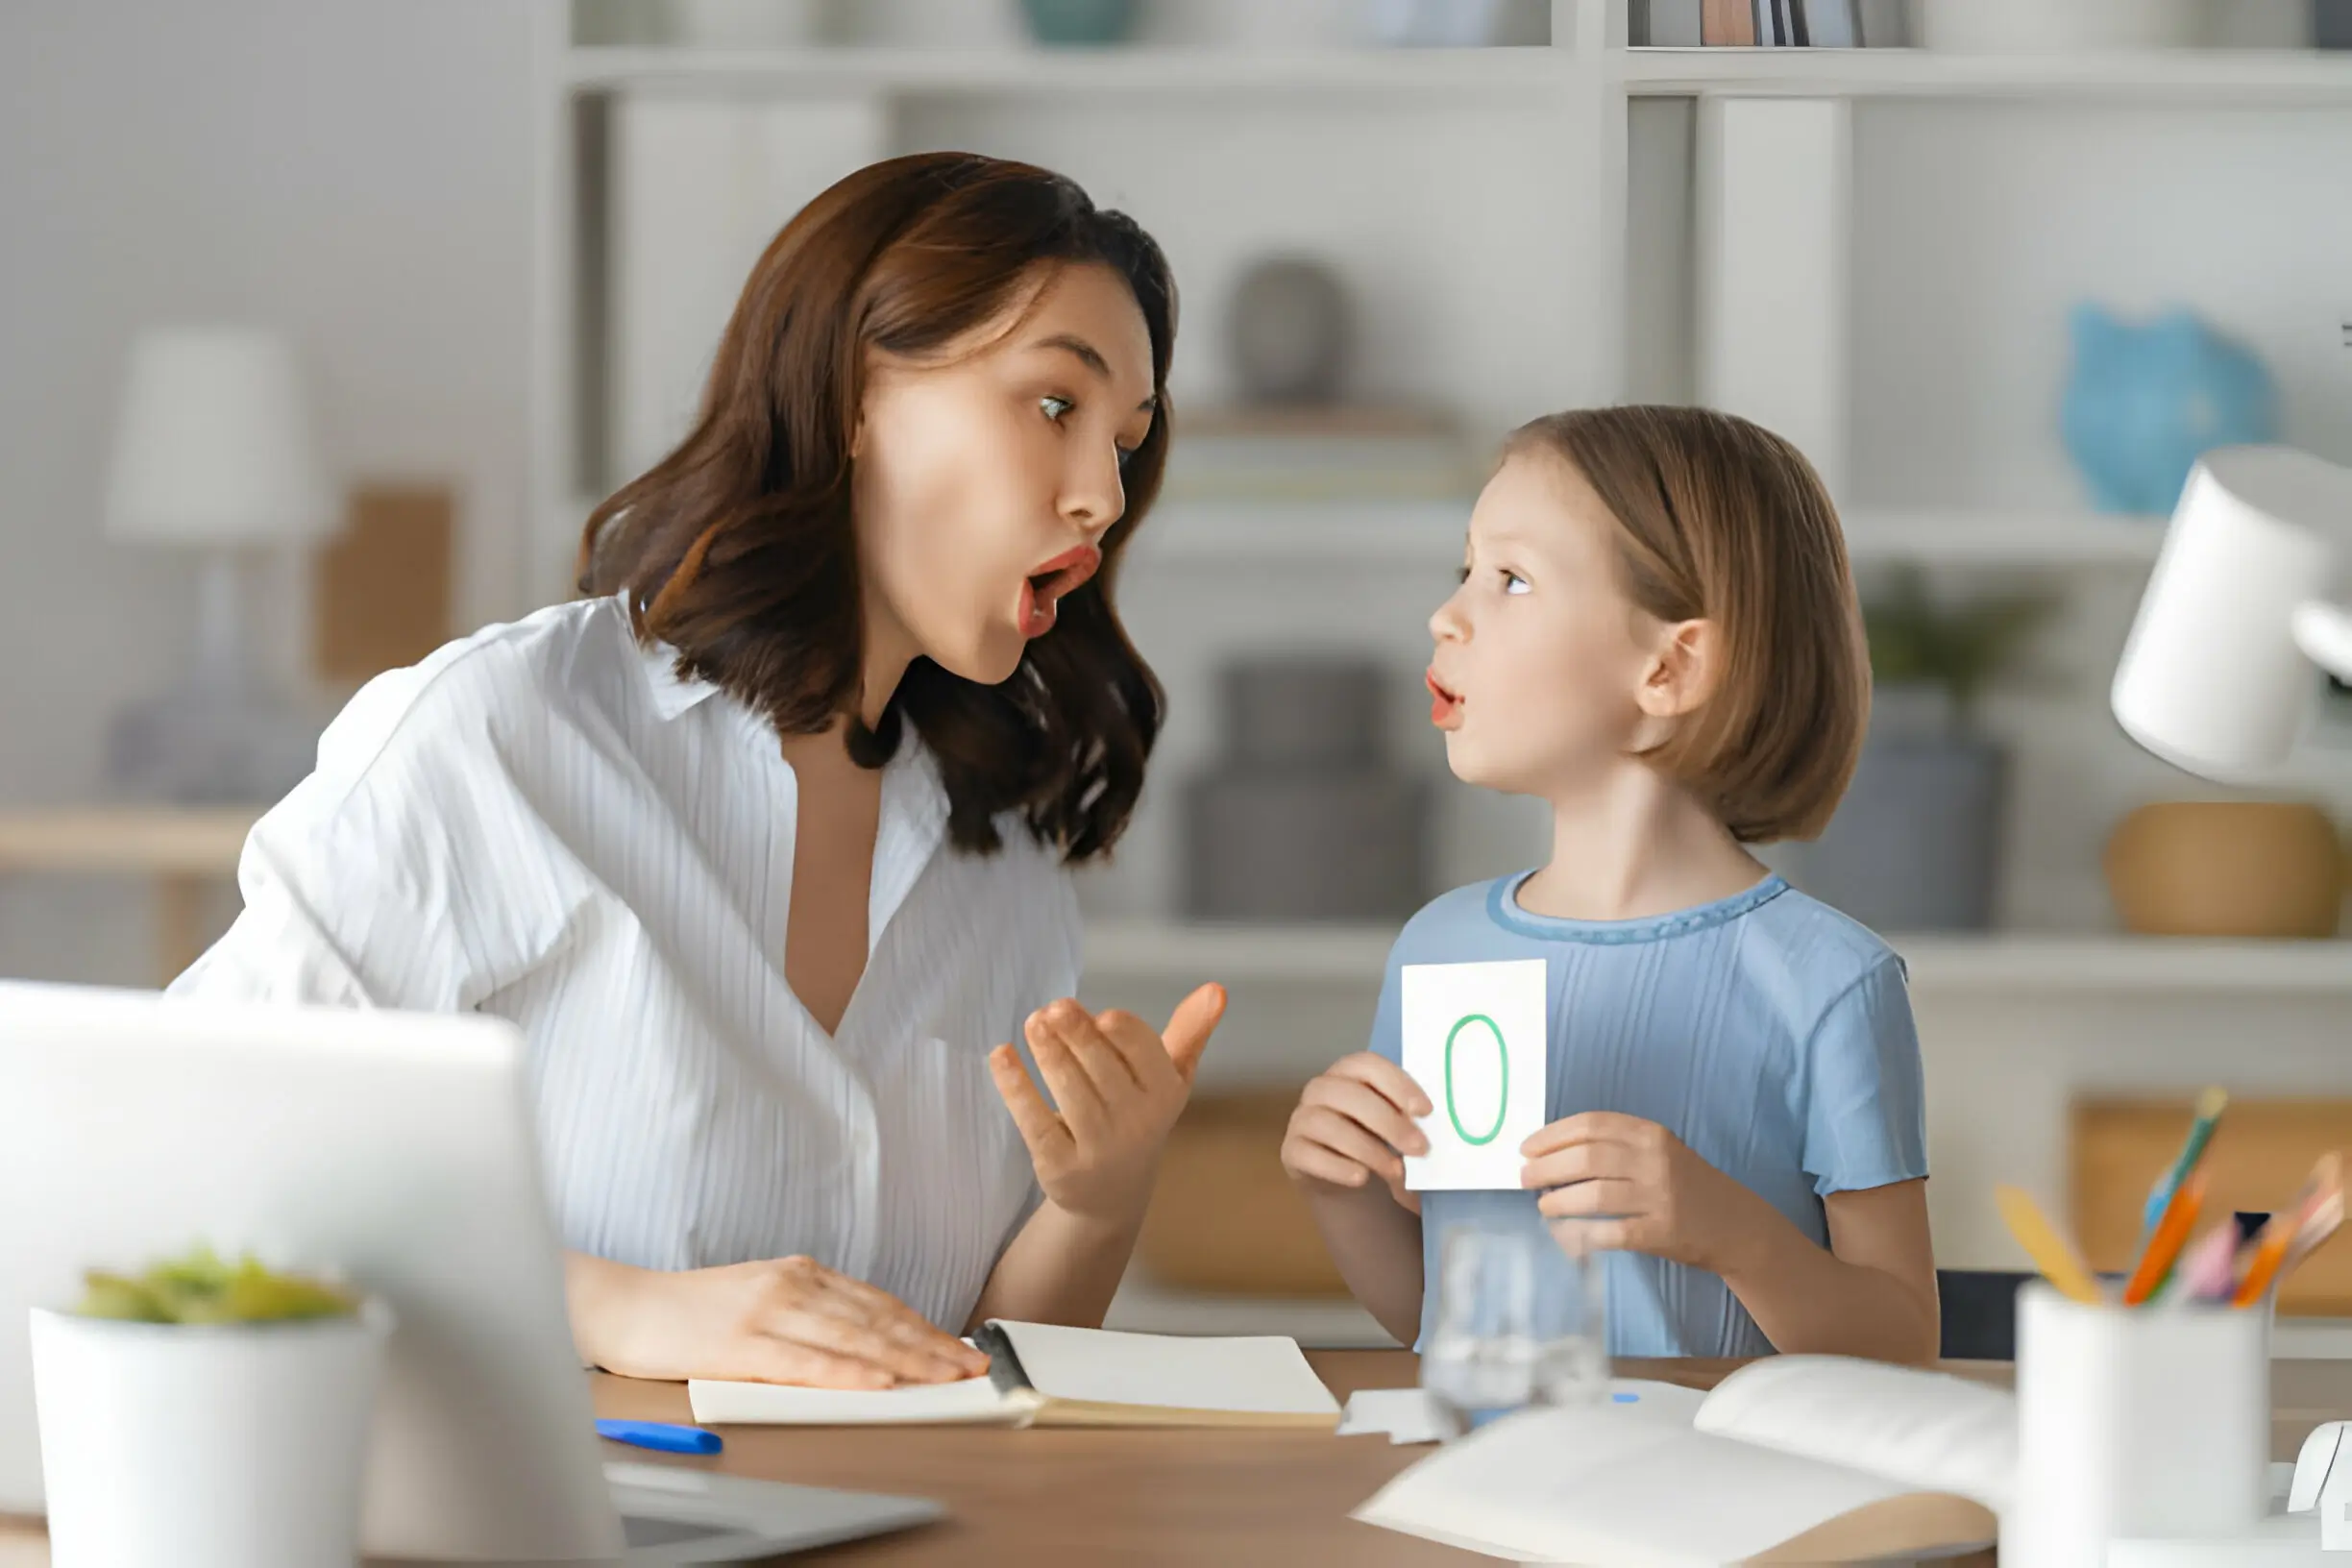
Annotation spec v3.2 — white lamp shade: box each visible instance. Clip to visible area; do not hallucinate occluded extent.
[104,327,333,546]
[2111,446,2352,782]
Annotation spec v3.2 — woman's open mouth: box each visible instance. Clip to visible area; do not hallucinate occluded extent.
[1018,546,1102,639]
[1427,670,1464,730]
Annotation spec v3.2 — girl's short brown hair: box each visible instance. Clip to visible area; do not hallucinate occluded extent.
[579,152,1176,864]
[1507,405,1869,844]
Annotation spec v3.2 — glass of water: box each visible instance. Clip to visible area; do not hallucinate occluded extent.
[1420,1223,1606,1434]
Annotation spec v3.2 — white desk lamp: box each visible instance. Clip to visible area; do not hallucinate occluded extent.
[2112,445,2352,783]
[103,326,334,802]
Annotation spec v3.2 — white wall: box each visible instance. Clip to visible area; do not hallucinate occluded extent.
[0,0,539,982]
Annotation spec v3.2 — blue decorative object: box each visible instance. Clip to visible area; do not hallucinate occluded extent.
[1018,0,1139,45]
[2061,304,2278,516]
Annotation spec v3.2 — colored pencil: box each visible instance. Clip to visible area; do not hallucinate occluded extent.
[2142,1087,2228,1235]
[1996,1185,2104,1306]
[2124,1171,2207,1307]
[2234,1153,2342,1309]
[2170,1222,2243,1305]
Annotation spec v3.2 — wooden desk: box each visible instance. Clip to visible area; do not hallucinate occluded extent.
[8,1353,2352,1565]
[0,807,257,984]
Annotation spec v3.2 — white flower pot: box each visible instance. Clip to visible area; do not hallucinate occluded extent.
[30,1300,393,1568]
[1922,0,2199,51]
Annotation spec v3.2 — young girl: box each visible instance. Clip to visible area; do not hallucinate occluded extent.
[1279,405,1936,1363]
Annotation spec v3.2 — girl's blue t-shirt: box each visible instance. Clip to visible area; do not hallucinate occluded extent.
[1369,871,1928,1360]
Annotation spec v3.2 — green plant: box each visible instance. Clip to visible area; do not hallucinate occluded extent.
[1862,566,2057,731]
[75,1245,357,1325]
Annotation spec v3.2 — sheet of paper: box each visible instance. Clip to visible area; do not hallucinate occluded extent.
[993,1321,1339,1418]
[1401,960,1549,1191]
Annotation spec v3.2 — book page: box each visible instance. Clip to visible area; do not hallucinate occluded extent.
[1353,1405,1990,1566]
[1692,1357,2017,1513]
[992,1321,1340,1419]
[686,1372,1025,1426]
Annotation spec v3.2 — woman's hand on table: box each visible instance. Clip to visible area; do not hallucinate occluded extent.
[566,1252,989,1389]
[1280,1052,1429,1215]
[987,983,1228,1226]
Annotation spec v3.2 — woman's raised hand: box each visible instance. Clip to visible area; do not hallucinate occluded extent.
[986,984,1228,1225]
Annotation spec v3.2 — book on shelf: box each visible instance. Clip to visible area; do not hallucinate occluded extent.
[1651,0,1896,46]
[1160,405,1478,503]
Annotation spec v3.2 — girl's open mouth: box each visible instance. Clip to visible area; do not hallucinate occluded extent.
[1427,670,1464,730]
[1019,546,1102,639]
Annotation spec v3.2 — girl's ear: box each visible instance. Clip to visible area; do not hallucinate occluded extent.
[1635,618,1719,721]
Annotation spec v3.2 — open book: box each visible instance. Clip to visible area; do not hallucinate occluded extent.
[1355,1357,2015,1565]
[688,1320,1343,1431]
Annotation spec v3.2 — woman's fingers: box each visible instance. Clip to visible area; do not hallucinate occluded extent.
[1284,1139,1373,1188]
[1302,1075,1428,1157]
[1521,1111,1648,1158]
[988,1044,1070,1162]
[1024,1012,1108,1138]
[1041,999,1148,1098]
[1158,983,1227,1083]
[1090,1006,1180,1096]
[738,1335,898,1390]
[760,1299,973,1385]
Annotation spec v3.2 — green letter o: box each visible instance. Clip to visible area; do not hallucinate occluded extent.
[1443,1014,1508,1146]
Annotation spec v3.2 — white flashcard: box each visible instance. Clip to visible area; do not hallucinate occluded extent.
[1401,960,1549,1191]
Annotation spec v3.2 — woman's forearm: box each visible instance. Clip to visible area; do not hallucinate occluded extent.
[1303,1183,1424,1346]
[967,1199,1144,1330]
[1715,1204,1939,1364]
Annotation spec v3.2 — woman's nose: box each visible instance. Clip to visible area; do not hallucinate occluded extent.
[1060,446,1125,538]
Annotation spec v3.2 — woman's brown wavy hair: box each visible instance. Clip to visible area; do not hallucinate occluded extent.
[579,152,1176,863]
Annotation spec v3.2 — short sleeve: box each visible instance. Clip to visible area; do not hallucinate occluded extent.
[1799,957,1929,1198]
[1367,953,1405,1067]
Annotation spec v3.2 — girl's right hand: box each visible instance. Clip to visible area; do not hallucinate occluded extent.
[1281,1052,1432,1214]
[568,1252,992,1389]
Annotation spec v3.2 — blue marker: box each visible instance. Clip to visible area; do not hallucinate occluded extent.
[597,1418,723,1456]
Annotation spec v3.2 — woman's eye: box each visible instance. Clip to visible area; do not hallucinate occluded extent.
[1457,565,1472,584]
[1502,571,1531,596]
[1041,395,1074,423]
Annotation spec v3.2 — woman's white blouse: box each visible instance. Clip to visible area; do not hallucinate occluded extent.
[171,594,1077,1331]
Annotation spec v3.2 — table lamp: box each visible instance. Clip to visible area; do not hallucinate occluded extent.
[2112,445,2352,783]
[103,326,335,803]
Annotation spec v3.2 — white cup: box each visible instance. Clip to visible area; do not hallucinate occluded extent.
[2008,1284,2269,1567]
[2112,446,2352,782]
[31,1300,393,1568]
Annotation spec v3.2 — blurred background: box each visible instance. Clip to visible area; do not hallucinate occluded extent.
[9,0,2352,1343]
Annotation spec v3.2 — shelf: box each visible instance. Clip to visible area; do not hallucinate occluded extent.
[1085,919,2352,993]
[563,45,1572,95]
[1128,500,2165,568]
[1614,46,2352,104]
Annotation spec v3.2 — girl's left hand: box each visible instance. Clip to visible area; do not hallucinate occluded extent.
[988,985,1228,1226]
[1519,1112,1763,1273]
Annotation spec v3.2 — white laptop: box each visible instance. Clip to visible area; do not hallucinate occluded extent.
[0,981,943,1562]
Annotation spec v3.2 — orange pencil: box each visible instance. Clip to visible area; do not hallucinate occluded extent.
[2124,1170,2207,1307]
[2234,1153,2342,1308]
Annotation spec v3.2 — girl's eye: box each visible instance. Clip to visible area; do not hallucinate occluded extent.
[1041,395,1074,423]
[1502,570,1531,596]
[1457,564,1472,584]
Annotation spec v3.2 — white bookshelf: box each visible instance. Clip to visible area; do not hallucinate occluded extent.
[562,44,1574,94]
[1084,919,2352,993]
[1130,500,2169,568]
[1614,44,2352,102]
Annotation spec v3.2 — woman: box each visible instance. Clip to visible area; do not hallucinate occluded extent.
[173,152,1224,1390]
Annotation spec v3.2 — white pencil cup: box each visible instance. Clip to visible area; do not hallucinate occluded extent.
[2007,1284,2269,1567]
[30,1299,393,1568]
